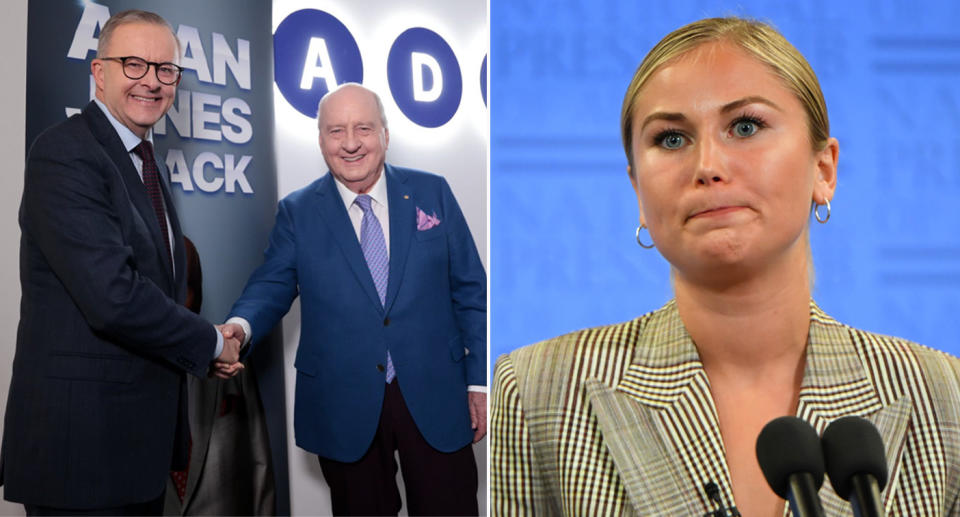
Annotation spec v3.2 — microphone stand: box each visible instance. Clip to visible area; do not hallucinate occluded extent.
[787,472,826,517]
[850,475,884,517]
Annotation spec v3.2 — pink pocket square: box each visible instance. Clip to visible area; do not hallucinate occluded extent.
[416,207,441,231]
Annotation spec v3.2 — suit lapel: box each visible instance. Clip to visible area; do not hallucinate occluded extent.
[586,302,732,515]
[798,306,912,514]
[384,164,413,313]
[314,174,384,311]
[156,156,180,291]
[83,102,176,292]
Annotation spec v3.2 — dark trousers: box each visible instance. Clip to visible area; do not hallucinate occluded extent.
[25,491,165,516]
[318,380,479,516]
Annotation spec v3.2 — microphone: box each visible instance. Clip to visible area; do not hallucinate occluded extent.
[822,416,888,517]
[702,481,741,517]
[755,416,827,517]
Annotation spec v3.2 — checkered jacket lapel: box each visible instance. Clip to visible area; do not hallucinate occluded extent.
[801,305,946,515]
[587,301,733,514]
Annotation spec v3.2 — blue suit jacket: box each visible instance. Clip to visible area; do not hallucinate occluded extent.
[229,164,486,461]
[1,102,217,508]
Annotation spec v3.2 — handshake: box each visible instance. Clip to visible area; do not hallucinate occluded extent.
[211,322,247,379]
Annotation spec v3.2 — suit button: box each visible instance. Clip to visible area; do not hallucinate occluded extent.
[383,317,390,326]
[376,364,385,372]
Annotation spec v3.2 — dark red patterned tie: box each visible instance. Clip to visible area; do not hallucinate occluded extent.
[171,439,191,501]
[134,141,184,497]
[133,141,173,271]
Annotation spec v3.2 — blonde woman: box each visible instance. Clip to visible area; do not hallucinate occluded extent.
[491,17,960,517]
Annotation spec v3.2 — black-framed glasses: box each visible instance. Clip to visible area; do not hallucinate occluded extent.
[100,56,183,85]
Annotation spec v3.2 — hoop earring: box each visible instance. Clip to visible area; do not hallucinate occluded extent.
[814,199,831,224]
[636,225,655,249]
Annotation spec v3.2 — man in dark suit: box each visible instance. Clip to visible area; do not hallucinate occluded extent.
[218,83,486,516]
[1,10,240,516]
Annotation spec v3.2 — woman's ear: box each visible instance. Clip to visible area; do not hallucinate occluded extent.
[628,165,647,227]
[812,137,839,204]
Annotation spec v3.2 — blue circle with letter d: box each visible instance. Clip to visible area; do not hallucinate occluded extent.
[274,9,363,118]
[387,28,462,128]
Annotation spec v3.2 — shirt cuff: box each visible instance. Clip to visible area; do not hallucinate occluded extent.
[212,325,224,360]
[225,316,253,347]
[467,385,487,393]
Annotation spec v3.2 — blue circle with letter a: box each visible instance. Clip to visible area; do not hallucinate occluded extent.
[387,28,462,128]
[274,9,363,118]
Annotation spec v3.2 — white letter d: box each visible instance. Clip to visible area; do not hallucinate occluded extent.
[411,52,442,102]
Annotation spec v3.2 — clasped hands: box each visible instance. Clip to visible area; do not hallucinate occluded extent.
[211,323,246,379]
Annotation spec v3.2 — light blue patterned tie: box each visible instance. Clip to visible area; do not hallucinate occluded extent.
[355,194,395,383]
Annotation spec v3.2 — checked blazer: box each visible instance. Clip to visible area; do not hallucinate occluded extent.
[491,300,960,516]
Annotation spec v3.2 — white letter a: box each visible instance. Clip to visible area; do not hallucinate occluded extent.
[67,2,110,60]
[300,37,338,91]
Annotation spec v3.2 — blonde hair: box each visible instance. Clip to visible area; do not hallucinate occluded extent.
[620,17,829,167]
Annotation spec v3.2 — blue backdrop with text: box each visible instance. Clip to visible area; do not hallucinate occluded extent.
[491,0,960,362]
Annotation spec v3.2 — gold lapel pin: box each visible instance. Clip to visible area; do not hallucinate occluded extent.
[403,195,410,200]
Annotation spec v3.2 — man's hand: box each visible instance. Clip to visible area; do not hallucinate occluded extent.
[215,324,242,363]
[211,323,246,379]
[219,322,246,349]
[211,360,244,379]
[468,391,486,443]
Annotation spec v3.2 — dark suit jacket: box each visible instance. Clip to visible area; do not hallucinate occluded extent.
[1,101,217,509]
[492,300,960,515]
[229,164,486,462]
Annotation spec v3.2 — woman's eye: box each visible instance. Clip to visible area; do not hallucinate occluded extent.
[733,120,758,137]
[659,133,686,149]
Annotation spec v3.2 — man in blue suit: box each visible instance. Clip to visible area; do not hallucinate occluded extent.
[219,83,486,515]
[1,10,239,515]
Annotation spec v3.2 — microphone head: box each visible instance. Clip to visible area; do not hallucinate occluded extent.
[755,416,825,499]
[821,416,888,499]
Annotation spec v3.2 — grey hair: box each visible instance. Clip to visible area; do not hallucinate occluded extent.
[96,9,180,58]
[316,83,389,130]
